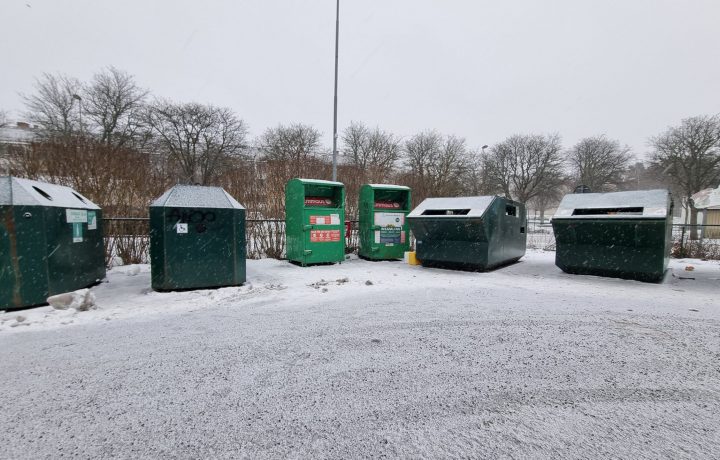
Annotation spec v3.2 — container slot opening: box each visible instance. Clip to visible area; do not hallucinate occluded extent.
[421,209,470,216]
[32,186,53,201]
[520,226,525,233]
[304,185,341,208]
[506,205,517,217]
[572,207,643,216]
[374,189,409,210]
[72,192,87,204]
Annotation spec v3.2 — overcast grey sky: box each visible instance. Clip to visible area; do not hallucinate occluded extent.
[1,0,719,158]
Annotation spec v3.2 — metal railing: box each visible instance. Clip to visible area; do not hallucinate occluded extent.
[102,218,720,266]
[102,217,363,265]
[672,224,720,259]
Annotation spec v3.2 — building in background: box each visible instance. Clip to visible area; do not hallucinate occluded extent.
[692,187,720,238]
[0,121,39,172]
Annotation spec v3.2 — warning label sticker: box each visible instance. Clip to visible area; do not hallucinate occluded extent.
[310,230,341,242]
[310,214,340,225]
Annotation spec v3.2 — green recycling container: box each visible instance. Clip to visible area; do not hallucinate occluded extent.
[0,176,105,309]
[552,189,673,282]
[285,178,345,266]
[359,184,411,260]
[150,185,246,291]
[407,196,527,270]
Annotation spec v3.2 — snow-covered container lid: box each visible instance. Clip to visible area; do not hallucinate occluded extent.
[408,196,496,218]
[150,185,244,209]
[553,189,670,219]
[366,184,410,190]
[292,178,344,187]
[0,176,100,209]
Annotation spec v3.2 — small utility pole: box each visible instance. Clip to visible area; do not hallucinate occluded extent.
[332,0,339,181]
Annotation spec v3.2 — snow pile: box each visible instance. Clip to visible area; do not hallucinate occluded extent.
[47,289,97,311]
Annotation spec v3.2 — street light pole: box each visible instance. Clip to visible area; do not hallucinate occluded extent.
[332,0,339,182]
[72,94,83,136]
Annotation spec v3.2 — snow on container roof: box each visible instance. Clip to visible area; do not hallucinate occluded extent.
[366,184,410,190]
[553,189,670,219]
[0,176,99,209]
[408,196,496,218]
[293,178,344,186]
[151,185,244,209]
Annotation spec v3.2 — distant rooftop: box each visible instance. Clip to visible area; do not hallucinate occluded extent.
[0,121,40,145]
[692,186,720,210]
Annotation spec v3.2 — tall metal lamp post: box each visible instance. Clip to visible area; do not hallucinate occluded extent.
[72,94,83,135]
[332,0,339,181]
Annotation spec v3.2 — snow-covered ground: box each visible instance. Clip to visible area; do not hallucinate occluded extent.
[0,250,719,458]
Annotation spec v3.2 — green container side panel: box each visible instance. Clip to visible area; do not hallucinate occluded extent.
[150,206,246,291]
[45,208,106,297]
[285,178,345,266]
[552,219,671,282]
[1,206,50,308]
[1,205,105,310]
[358,184,412,260]
[409,197,527,271]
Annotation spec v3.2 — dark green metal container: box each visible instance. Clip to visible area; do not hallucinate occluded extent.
[0,176,105,310]
[285,178,345,266]
[552,189,673,282]
[149,185,246,291]
[358,184,411,260]
[407,196,527,270]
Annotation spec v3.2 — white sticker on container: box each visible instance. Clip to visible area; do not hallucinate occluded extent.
[330,214,340,225]
[66,209,88,223]
[375,212,404,227]
[87,211,97,230]
[177,223,188,234]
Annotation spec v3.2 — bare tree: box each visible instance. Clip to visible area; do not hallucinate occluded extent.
[22,73,82,138]
[258,123,323,164]
[403,130,471,200]
[341,121,400,181]
[529,180,569,223]
[568,135,631,192]
[145,100,248,185]
[83,67,149,148]
[0,109,8,128]
[650,115,720,237]
[483,134,565,204]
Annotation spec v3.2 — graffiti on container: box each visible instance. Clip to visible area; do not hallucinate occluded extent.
[167,208,216,224]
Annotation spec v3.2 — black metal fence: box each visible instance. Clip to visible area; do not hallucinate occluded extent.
[671,224,720,259]
[102,217,720,266]
[102,217,363,265]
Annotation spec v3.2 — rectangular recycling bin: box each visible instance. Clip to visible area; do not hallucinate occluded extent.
[285,178,345,266]
[407,196,527,270]
[359,184,411,260]
[0,176,105,309]
[150,185,246,290]
[551,189,673,282]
